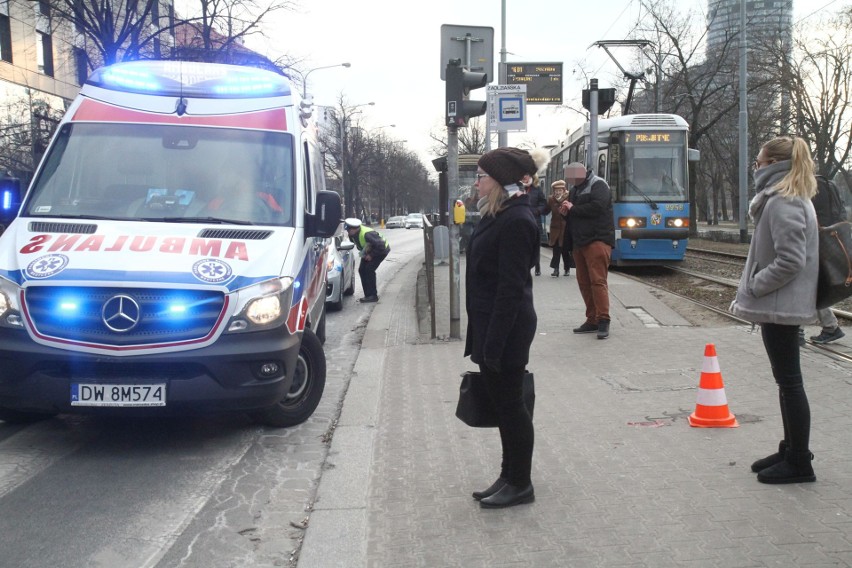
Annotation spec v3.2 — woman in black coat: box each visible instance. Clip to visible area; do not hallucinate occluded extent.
[463,146,549,509]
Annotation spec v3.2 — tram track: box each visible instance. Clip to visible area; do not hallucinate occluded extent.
[620,259,852,365]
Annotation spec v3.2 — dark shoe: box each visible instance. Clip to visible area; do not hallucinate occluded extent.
[573,322,598,334]
[811,327,845,344]
[564,269,569,276]
[550,269,559,277]
[797,328,806,347]
[472,477,507,501]
[597,319,610,340]
[359,295,378,303]
[479,483,535,509]
[751,440,787,473]
[535,269,541,276]
[757,450,815,484]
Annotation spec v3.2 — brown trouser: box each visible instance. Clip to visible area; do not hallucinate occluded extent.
[573,241,611,323]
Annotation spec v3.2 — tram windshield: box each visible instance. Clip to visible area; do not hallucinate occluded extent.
[613,131,687,202]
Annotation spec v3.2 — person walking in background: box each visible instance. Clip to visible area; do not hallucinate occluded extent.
[546,180,572,277]
[559,162,615,339]
[808,174,846,344]
[464,147,549,509]
[525,175,548,276]
[344,218,390,303]
[730,135,819,484]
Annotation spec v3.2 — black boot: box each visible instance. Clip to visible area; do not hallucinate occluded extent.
[551,268,559,277]
[472,477,507,501]
[751,440,787,473]
[597,319,610,340]
[757,450,815,484]
[479,483,535,508]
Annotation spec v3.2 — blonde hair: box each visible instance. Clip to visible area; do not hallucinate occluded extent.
[762,136,817,199]
[480,187,509,217]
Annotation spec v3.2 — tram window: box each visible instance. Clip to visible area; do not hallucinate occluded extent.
[610,145,621,193]
[597,154,606,178]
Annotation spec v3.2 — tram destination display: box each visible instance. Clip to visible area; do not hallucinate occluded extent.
[506,63,562,105]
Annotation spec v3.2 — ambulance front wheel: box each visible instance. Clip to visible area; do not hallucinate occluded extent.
[249,328,326,428]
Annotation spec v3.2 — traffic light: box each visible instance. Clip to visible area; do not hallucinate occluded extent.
[445,59,487,127]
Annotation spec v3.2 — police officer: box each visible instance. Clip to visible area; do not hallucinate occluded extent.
[344,218,391,303]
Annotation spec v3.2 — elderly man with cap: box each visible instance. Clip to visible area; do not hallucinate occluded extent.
[559,162,615,339]
[463,146,549,509]
[546,179,572,276]
[343,218,390,303]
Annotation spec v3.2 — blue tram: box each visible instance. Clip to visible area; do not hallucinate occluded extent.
[547,114,698,265]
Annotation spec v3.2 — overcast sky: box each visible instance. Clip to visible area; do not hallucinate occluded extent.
[181,0,822,169]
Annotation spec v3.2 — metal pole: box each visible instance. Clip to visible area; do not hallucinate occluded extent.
[340,117,347,218]
[497,0,507,149]
[738,0,749,243]
[588,79,599,171]
[447,125,461,339]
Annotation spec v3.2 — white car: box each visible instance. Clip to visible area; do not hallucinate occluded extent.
[386,215,406,229]
[326,235,356,311]
[404,213,424,229]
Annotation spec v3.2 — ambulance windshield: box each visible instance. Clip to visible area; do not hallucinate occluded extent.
[24,123,296,226]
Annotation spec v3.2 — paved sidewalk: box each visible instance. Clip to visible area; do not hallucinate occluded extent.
[300,249,852,567]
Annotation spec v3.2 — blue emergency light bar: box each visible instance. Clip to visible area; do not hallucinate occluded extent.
[1,191,11,211]
[87,61,292,99]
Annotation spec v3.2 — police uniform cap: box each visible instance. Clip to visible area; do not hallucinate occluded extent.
[344,218,362,230]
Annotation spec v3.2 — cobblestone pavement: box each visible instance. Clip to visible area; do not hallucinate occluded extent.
[300,249,852,568]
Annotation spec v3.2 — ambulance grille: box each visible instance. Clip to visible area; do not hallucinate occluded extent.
[198,229,273,240]
[24,286,227,347]
[29,222,97,234]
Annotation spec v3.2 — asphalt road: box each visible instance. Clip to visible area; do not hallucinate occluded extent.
[0,226,425,568]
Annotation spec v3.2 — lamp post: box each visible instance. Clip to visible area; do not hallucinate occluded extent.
[294,62,351,99]
[340,102,375,218]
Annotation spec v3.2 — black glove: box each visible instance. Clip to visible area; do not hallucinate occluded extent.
[484,357,502,374]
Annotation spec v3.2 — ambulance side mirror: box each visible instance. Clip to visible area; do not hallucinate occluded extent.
[307,191,343,238]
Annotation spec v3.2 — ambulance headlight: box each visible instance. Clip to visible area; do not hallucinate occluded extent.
[0,280,23,328]
[227,277,293,332]
[246,295,281,324]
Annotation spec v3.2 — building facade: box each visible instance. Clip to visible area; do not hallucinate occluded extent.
[707,0,793,57]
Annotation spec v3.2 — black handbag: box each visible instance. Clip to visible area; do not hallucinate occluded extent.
[816,221,852,309]
[455,370,535,428]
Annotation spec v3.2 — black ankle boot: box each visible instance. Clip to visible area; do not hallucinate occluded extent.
[551,268,559,277]
[479,483,535,508]
[472,477,507,501]
[757,450,816,484]
[751,440,787,473]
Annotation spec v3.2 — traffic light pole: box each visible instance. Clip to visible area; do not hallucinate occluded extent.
[447,125,461,340]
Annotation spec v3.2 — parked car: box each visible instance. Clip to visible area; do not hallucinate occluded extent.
[326,234,356,311]
[386,215,406,229]
[405,213,424,229]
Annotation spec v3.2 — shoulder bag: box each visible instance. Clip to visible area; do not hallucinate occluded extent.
[817,221,852,309]
[455,370,535,428]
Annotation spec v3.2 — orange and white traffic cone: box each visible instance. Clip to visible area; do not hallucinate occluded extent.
[688,343,738,428]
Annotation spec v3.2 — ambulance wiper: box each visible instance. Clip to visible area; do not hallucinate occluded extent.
[157,216,255,225]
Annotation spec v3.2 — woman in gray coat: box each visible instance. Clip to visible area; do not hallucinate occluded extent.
[730,136,819,484]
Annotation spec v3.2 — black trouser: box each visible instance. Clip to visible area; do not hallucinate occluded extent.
[761,323,811,453]
[549,245,574,272]
[358,254,387,297]
[480,363,534,486]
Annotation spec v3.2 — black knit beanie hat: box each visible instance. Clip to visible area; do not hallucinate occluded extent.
[478,147,538,187]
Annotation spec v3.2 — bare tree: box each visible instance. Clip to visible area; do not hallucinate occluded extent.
[428,116,488,157]
[783,11,852,182]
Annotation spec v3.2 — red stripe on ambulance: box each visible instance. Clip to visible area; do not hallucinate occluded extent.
[72,99,288,131]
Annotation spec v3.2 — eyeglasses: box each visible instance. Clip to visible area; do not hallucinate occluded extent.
[753,157,775,169]
[475,173,490,180]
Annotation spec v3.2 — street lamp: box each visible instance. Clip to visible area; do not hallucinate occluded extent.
[340,102,375,218]
[294,62,351,99]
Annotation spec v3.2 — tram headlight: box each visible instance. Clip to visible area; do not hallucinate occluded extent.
[618,217,646,229]
[666,217,689,228]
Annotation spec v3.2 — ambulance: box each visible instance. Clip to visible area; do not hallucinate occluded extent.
[0,61,342,427]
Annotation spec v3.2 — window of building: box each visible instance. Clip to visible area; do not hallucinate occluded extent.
[74,47,88,85]
[37,32,54,76]
[0,14,11,64]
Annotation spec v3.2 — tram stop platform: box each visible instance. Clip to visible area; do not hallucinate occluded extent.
[298,247,852,568]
